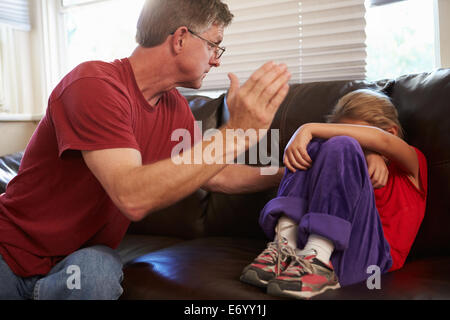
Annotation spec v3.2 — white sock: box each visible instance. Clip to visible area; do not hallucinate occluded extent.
[275,215,298,250]
[297,234,334,263]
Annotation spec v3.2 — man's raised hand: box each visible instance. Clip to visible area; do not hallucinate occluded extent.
[226,62,291,132]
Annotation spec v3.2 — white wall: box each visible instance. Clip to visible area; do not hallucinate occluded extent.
[0,121,38,155]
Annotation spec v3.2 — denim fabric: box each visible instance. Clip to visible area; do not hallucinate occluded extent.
[0,245,123,300]
[259,136,393,286]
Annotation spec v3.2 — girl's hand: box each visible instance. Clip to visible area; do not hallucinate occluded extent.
[365,151,389,189]
[283,124,313,172]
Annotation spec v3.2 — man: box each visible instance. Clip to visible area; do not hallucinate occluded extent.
[0,0,290,299]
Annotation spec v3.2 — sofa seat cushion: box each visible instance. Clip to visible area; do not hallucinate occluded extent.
[120,236,450,300]
[116,234,184,266]
[317,256,450,300]
[120,237,288,300]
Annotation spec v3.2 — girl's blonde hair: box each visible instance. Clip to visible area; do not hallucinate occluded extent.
[326,89,404,139]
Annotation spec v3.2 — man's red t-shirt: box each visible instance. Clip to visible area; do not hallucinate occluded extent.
[0,58,197,277]
[375,147,428,271]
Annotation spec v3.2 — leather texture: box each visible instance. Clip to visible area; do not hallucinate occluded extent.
[0,69,449,299]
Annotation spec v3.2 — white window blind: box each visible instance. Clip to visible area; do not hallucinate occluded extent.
[199,0,302,91]
[197,0,366,92]
[0,0,31,31]
[61,0,112,9]
[300,0,367,82]
[371,0,406,6]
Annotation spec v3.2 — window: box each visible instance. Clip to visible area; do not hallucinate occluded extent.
[0,0,32,117]
[58,0,367,95]
[0,0,444,119]
[60,0,145,73]
[55,0,439,90]
[365,0,436,80]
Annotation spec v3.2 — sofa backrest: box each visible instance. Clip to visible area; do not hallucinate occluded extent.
[390,70,450,259]
[1,70,448,261]
[129,69,450,261]
[269,70,450,260]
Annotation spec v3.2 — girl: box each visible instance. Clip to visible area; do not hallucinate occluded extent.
[240,89,428,299]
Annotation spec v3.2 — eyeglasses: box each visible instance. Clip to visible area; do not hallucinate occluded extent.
[187,29,226,59]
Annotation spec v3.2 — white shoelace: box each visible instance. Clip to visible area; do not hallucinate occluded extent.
[274,223,297,275]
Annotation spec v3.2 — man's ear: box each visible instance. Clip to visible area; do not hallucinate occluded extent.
[171,27,189,55]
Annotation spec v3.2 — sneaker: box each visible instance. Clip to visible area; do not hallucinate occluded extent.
[267,251,340,299]
[240,238,296,288]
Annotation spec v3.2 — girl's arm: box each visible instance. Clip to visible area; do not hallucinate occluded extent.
[364,150,390,189]
[284,123,419,184]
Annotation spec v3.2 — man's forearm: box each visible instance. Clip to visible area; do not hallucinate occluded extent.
[203,164,284,194]
[92,121,280,222]
[114,124,254,220]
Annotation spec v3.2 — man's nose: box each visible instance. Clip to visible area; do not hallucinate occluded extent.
[210,54,221,68]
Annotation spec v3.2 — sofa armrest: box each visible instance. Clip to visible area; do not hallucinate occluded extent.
[0,151,24,194]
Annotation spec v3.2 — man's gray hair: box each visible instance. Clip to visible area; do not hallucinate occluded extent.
[136,0,234,48]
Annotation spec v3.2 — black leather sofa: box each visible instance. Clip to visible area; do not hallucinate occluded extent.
[1,69,449,300]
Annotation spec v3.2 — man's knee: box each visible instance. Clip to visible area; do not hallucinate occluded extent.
[76,245,123,278]
[63,245,123,299]
[76,245,123,270]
